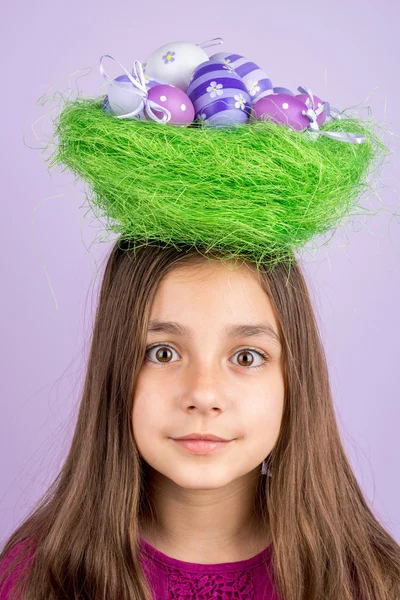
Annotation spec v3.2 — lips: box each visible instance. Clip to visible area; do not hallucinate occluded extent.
[172,439,231,454]
[172,433,230,442]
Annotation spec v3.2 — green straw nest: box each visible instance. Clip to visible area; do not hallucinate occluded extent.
[46,96,389,268]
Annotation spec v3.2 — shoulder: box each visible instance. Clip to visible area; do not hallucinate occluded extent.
[0,538,36,599]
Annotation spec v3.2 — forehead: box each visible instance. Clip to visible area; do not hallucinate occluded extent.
[155,260,267,301]
[148,261,280,343]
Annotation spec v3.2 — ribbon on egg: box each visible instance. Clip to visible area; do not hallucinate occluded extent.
[197,37,224,50]
[99,54,171,124]
[298,86,366,144]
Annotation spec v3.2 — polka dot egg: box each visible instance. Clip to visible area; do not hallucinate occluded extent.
[253,94,310,131]
[187,60,252,128]
[209,52,273,104]
[295,93,326,126]
[146,84,195,127]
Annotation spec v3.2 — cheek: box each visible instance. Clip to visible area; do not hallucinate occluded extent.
[247,397,283,440]
[244,360,285,409]
[240,401,283,467]
[243,373,285,445]
[131,385,165,459]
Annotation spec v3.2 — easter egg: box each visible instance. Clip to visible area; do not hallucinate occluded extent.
[253,94,309,131]
[295,93,326,126]
[146,84,195,127]
[209,52,273,103]
[143,41,209,91]
[107,75,143,117]
[186,60,252,128]
[106,73,169,119]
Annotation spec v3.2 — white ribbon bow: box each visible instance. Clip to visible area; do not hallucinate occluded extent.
[99,54,171,124]
[298,85,366,144]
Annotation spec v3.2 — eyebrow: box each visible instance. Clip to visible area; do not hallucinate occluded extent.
[147,320,281,347]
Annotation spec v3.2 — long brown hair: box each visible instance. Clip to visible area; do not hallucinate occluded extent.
[1,238,399,600]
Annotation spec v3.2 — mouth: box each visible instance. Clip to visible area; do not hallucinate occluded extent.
[171,439,232,454]
[171,433,231,442]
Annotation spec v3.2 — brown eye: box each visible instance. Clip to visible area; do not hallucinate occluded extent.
[154,347,173,363]
[236,351,255,367]
[145,344,180,366]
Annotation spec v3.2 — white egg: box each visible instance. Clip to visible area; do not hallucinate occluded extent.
[107,80,143,116]
[144,41,209,91]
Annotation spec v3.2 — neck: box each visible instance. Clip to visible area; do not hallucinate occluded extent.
[138,464,271,563]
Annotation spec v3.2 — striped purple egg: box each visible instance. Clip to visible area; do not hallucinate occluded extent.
[186,60,252,127]
[210,53,273,104]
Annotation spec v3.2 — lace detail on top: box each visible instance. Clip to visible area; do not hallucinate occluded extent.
[139,536,274,600]
[167,567,254,599]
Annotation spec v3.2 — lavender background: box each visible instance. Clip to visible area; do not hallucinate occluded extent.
[1,0,399,547]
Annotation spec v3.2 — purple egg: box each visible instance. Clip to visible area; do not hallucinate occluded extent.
[253,94,310,131]
[295,93,326,126]
[187,60,252,127]
[146,84,195,126]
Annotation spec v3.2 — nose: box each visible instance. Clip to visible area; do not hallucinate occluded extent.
[183,360,227,412]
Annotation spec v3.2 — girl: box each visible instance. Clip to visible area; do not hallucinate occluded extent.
[1,240,400,599]
[1,39,399,600]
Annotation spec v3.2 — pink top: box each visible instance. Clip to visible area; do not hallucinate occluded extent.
[0,537,281,599]
[138,536,281,599]
[0,540,34,600]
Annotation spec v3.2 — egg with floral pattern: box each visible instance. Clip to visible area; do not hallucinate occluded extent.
[187,60,252,128]
[209,52,273,104]
[295,93,326,126]
[143,41,209,91]
[145,84,195,127]
[253,94,310,131]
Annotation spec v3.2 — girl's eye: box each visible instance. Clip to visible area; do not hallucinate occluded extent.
[144,344,270,370]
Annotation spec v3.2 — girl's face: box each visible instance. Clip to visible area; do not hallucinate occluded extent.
[132,260,285,490]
